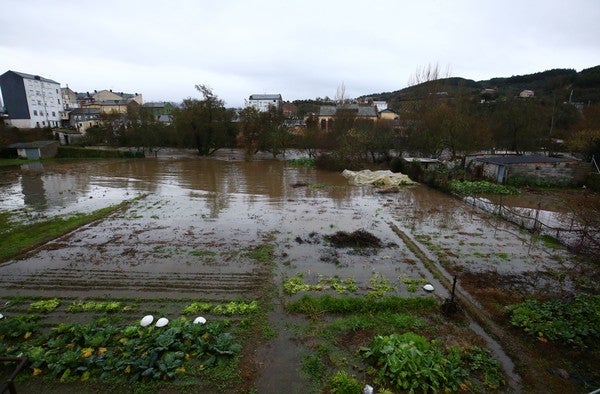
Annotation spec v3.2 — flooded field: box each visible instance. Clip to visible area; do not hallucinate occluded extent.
[1,150,598,392]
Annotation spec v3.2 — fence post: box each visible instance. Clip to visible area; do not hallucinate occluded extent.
[534,203,541,232]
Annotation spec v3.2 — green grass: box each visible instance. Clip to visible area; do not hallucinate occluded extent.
[286,295,437,316]
[0,158,36,167]
[245,244,275,264]
[0,199,138,262]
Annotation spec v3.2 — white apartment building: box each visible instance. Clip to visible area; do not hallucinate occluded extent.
[0,70,62,128]
[246,94,282,112]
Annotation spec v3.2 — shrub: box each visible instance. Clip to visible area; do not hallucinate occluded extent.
[56,146,125,158]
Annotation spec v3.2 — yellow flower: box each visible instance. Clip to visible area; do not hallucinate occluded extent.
[32,368,42,376]
[81,348,94,358]
[175,367,186,373]
[125,365,131,374]
[119,337,128,345]
[24,332,32,340]
[97,347,108,356]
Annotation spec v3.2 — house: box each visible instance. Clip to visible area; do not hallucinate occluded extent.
[54,129,83,145]
[0,70,62,128]
[379,108,399,121]
[402,157,440,171]
[75,90,143,107]
[93,90,143,105]
[467,154,590,186]
[373,101,388,112]
[247,94,282,112]
[519,90,534,98]
[8,140,59,159]
[60,86,79,110]
[83,100,130,114]
[143,102,175,120]
[317,104,378,132]
[69,107,102,133]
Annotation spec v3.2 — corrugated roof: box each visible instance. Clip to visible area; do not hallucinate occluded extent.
[475,155,577,165]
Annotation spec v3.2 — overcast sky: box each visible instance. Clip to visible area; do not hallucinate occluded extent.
[1,0,599,107]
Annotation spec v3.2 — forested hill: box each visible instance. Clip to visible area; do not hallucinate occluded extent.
[364,65,600,106]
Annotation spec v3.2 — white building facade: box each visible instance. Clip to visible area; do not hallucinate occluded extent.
[246,94,282,112]
[0,71,62,128]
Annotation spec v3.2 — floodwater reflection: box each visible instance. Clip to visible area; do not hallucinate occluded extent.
[0,156,370,219]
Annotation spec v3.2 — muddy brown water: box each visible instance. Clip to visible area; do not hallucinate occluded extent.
[1,150,596,392]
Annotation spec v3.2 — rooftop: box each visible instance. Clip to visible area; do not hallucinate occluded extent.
[475,154,577,165]
[2,70,59,84]
[249,94,282,100]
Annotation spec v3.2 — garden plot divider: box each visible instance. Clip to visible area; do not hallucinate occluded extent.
[465,196,600,255]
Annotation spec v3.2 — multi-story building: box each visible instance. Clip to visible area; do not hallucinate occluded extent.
[246,94,282,112]
[0,70,62,128]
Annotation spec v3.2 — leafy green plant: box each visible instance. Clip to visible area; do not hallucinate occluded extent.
[0,314,41,340]
[283,274,358,295]
[464,347,505,390]
[30,298,61,313]
[361,332,467,392]
[508,294,600,347]
[67,301,128,313]
[401,276,428,293]
[329,370,362,393]
[182,301,214,314]
[366,273,396,300]
[212,301,259,315]
[182,300,259,315]
[5,318,242,382]
[449,180,519,195]
[283,274,313,295]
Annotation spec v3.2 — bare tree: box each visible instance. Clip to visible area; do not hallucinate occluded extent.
[407,62,452,87]
[335,82,347,105]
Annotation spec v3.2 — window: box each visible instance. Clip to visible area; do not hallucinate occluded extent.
[33,110,38,116]
[58,99,60,104]
[52,111,56,116]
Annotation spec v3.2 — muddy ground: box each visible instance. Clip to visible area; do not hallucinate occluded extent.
[0,151,599,393]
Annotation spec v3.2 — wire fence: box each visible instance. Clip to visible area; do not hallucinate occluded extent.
[465,196,600,255]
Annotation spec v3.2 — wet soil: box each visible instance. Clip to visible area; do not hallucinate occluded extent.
[1,150,598,393]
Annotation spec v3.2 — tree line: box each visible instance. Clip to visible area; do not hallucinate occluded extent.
[15,83,597,165]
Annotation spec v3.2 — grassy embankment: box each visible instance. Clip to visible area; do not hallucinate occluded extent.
[0,199,138,262]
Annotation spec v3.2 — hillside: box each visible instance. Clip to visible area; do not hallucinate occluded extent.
[363,66,600,106]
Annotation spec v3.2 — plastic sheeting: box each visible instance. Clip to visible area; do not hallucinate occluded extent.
[341,169,416,186]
